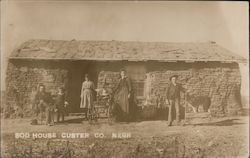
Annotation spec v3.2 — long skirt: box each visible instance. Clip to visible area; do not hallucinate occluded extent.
[80,89,94,108]
[114,88,129,114]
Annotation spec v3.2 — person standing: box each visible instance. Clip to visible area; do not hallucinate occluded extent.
[166,75,185,126]
[55,87,68,123]
[80,74,96,120]
[113,69,132,121]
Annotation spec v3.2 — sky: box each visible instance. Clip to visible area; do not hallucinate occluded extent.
[1,1,249,95]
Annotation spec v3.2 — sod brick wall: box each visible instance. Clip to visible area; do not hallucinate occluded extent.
[5,61,68,117]
[5,60,242,118]
[97,62,242,117]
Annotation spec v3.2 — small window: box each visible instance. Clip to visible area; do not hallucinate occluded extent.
[132,81,145,97]
[125,64,146,98]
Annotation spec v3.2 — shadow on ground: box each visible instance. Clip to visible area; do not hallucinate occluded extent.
[64,118,85,123]
[193,119,245,126]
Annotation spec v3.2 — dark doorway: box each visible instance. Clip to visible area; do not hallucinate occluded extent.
[67,61,98,113]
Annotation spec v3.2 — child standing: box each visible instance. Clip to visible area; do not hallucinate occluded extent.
[55,87,68,123]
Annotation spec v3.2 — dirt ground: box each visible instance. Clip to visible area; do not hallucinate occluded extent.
[1,115,249,158]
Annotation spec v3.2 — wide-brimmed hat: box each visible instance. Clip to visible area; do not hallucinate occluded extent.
[169,75,178,81]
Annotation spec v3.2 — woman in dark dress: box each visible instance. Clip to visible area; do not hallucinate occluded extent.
[113,69,132,121]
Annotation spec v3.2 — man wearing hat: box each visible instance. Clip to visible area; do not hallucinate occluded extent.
[166,75,185,126]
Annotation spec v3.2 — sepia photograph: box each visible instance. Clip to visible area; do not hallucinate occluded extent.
[0,1,249,157]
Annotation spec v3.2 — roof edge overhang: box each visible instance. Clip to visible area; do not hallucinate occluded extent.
[8,56,247,63]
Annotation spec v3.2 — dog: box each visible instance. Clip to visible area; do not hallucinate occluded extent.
[185,94,211,113]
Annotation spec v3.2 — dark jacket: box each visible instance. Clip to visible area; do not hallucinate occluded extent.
[54,93,66,110]
[114,76,132,94]
[34,91,53,112]
[166,83,185,100]
[34,91,52,105]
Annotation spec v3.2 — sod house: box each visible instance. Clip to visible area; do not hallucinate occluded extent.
[5,39,246,118]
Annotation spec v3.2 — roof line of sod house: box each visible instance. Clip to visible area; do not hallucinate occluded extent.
[8,39,247,63]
